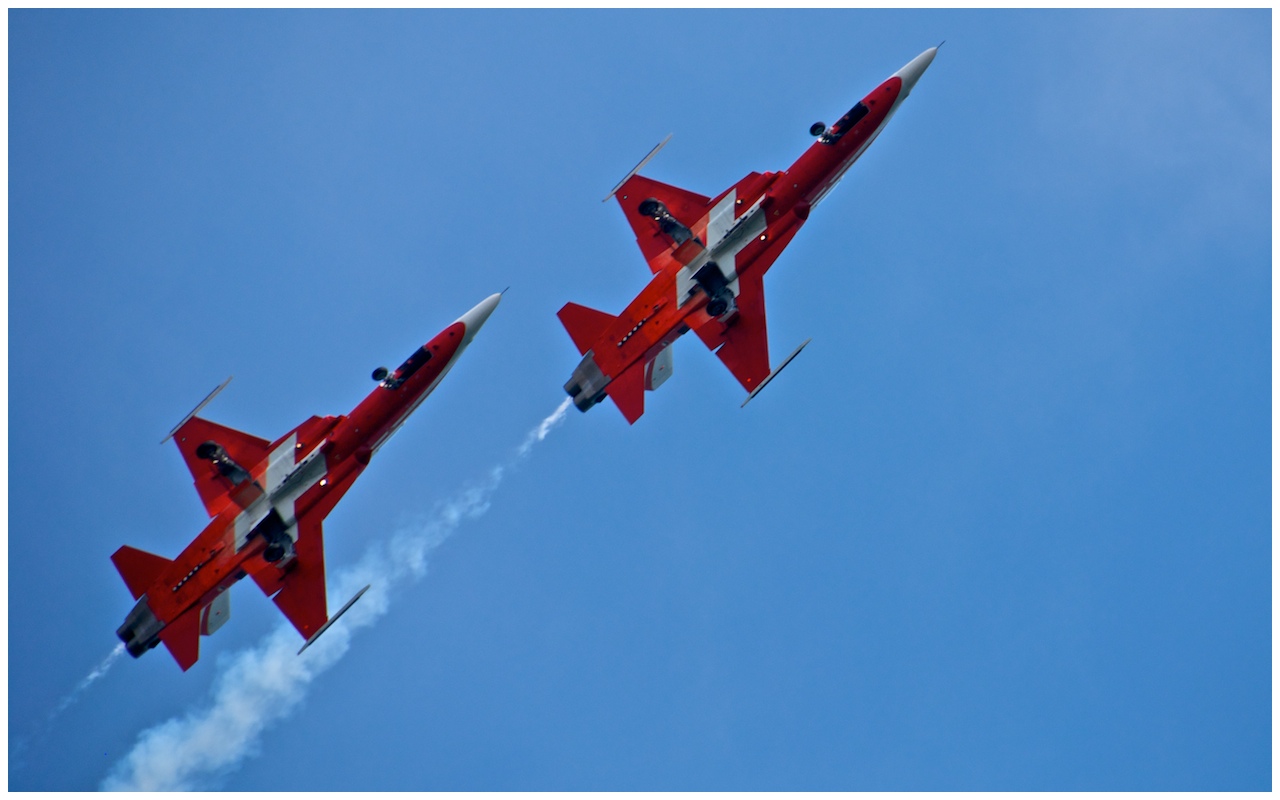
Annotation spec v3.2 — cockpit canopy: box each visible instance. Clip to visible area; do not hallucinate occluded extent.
[381,345,433,390]
[819,102,869,145]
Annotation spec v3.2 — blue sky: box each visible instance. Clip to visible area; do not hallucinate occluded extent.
[8,9,1270,791]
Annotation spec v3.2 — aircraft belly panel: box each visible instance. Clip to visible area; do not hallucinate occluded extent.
[234,497,271,551]
[676,194,769,308]
[705,189,738,250]
[233,435,328,550]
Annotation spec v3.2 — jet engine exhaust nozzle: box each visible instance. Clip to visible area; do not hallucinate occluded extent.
[565,351,610,413]
[117,595,164,659]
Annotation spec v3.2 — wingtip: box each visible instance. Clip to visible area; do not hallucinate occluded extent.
[603,133,675,202]
[161,375,234,444]
[297,584,371,656]
[740,338,813,408]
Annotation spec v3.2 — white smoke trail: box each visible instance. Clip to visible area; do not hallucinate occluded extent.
[11,643,128,771]
[101,399,572,791]
[54,643,126,717]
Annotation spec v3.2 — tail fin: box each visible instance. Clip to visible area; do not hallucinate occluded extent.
[111,546,173,600]
[606,362,646,424]
[557,302,618,355]
[158,606,201,671]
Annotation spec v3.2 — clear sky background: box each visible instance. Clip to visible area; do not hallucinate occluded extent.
[8,9,1270,791]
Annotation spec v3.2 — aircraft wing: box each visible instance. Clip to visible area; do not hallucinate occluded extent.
[170,416,271,517]
[614,174,711,273]
[249,514,329,640]
[691,270,771,393]
[688,209,809,393]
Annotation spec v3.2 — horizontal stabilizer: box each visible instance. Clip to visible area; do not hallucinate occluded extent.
[605,361,646,424]
[557,302,618,356]
[158,606,201,671]
[111,545,173,600]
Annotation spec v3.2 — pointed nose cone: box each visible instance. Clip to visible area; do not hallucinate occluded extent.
[456,292,502,345]
[893,46,938,98]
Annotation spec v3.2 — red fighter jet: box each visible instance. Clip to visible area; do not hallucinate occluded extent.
[111,293,501,670]
[559,47,938,423]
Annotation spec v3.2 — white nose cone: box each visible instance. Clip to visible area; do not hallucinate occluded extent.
[456,292,502,345]
[893,46,938,98]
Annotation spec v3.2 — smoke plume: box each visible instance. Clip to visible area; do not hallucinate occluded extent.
[101,399,571,791]
[10,643,127,772]
[55,643,127,717]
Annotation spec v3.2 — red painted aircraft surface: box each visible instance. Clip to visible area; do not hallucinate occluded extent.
[559,47,938,423]
[112,294,501,670]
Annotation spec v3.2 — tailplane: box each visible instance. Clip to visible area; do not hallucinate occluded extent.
[158,606,202,671]
[605,362,646,424]
[557,302,617,355]
[111,545,173,600]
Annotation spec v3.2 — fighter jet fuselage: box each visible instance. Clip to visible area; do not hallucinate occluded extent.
[560,47,938,423]
[112,294,501,670]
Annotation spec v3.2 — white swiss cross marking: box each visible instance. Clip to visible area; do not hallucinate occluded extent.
[232,434,329,551]
[677,190,739,308]
[676,189,768,308]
